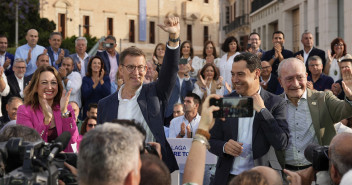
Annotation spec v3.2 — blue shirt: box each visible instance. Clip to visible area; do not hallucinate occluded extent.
[307,74,334,91]
[261,47,293,75]
[15,44,45,77]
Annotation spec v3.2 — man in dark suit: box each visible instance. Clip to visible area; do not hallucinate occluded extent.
[47,32,70,70]
[261,31,293,76]
[97,16,180,172]
[96,35,119,84]
[69,37,90,77]
[209,52,289,185]
[294,32,326,75]
[0,35,14,76]
[2,58,26,117]
[260,60,282,95]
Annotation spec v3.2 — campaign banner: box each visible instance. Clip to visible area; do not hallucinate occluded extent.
[167,138,217,165]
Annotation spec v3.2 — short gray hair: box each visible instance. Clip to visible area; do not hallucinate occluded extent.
[13,58,26,66]
[78,123,144,185]
[277,58,306,78]
[307,55,322,66]
[75,37,87,46]
[301,31,313,39]
[329,133,352,177]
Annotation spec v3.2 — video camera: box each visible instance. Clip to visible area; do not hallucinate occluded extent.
[0,131,77,185]
[304,143,330,171]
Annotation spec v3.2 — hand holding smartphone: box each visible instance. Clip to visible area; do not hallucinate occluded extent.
[209,97,253,118]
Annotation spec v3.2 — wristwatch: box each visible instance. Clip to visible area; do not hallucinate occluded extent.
[61,110,71,118]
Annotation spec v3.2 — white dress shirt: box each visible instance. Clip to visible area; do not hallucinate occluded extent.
[108,52,118,83]
[168,114,201,138]
[63,71,82,108]
[117,84,155,142]
[16,76,24,98]
[0,74,10,117]
[218,52,240,88]
[78,53,89,77]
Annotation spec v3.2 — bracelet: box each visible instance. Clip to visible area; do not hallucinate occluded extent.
[196,129,211,140]
[169,37,180,43]
[193,134,210,149]
[61,110,71,118]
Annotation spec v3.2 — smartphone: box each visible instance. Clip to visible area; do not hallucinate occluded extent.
[104,43,114,48]
[179,58,188,65]
[210,97,253,118]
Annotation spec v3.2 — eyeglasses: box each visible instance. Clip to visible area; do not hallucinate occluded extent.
[334,43,344,47]
[14,66,26,70]
[122,64,147,72]
[87,124,96,128]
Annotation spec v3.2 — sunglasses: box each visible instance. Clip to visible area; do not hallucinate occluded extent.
[87,124,96,128]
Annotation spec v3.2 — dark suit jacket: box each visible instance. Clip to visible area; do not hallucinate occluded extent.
[95,50,119,76]
[294,47,326,75]
[209,89,289,185]
[1,74,25,117]
[97,46,179,172]
[164,76,194,118]
[4,52,14,77]
[46,47,70,70]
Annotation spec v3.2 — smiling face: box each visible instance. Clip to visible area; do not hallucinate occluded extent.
[182,43,191,56]
[333,42,344,56]
[249,34,261,50]
[37,71,58,103]
[203,66,215,80]
[0,37,8,54]
[278,59,307,102]
[231,60,260,96]
[308,59,323,76]
[272,33,284,46]
[6,99,23,121]
[86,118,97,132]
[156,45,165,58]
[91,58,102,73]
[119,55,147,89]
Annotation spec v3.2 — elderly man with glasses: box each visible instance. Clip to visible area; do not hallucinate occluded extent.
[97,16,180,173]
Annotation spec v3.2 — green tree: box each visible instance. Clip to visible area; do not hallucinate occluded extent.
[61,34,98,54]
[0,0,55,48]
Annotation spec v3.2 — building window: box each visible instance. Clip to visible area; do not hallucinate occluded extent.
[204,0,209,3]
[203,26,209,43]
[83,16,90,35]
[58,13,66,38]
[225,6,230,24]
[233,2,236,20]
[149,21,155,44]
[129,20,135,43]
[107,18,113,36]
[187,24,192,42]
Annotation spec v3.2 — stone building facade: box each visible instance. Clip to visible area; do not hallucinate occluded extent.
[39,0,220,56]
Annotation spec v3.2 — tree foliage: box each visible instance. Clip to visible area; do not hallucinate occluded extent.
[0,0,56,47]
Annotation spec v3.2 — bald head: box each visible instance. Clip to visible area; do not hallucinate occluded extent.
[251,166,282,185]
[26,29,39,47]
[329,133,352,184]
[277,58,306,78]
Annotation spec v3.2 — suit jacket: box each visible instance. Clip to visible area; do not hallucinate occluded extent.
[69,53,90,74]
[164,76,194,118]
[95,50,119,75]
[276,89,352,167]
[209,89,289,185]
[17,104,79,152]
[97,46,179,172]
[294,47,326,75]
[46,47,70,69]
[1,74,25,117]
[3,52,15,77]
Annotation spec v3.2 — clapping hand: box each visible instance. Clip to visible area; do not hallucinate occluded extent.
[60,89,72,114]
[4,57,11,69]
[76,61,81,71]
[39,93,53,125]
[341,67,352,100]
[306,81,314,90]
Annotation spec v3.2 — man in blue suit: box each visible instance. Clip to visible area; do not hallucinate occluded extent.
[0,35,14,76]
[294,32,326,75]
[209,52,289,185]
[70,37,90,77]
[97,16,180,172]
[96,35,119,84]
[46,32,70,70]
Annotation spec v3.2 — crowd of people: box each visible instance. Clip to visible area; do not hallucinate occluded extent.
[0,15,352,185]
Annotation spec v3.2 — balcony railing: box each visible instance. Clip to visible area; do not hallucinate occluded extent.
[251,0,274,13]
[223,14,249,34]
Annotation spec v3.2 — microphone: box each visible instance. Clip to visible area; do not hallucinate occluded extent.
[47,131,71,162]
[304,143,320,163]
